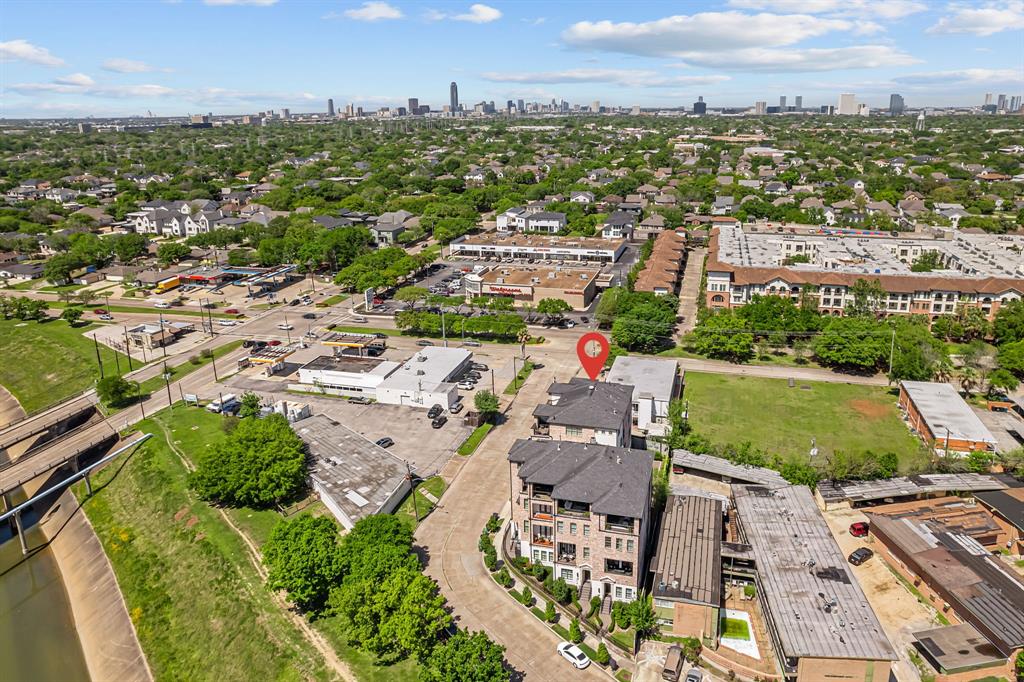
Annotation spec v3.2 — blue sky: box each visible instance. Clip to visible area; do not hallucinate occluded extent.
[1,0,1022,117]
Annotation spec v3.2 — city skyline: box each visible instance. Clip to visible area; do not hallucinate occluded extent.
[2,0,1023,118]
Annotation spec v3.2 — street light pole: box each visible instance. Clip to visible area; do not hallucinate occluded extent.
[123,325,134,371]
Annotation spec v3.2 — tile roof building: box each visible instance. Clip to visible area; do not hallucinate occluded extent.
[533,379,634,447]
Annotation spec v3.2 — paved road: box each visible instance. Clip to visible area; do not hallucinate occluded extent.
[676,246,705,337]
[415,356,607,682]
[0,392,97,451]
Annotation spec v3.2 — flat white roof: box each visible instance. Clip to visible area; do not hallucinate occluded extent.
[901,381,997,445]
[378,346,471,393]
[606,356,679,402]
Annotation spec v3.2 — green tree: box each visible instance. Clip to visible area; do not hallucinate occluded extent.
[544,600,556,623]
[421,630,508,682]
[96,375,139,408]
[628,591,657,640]
[909,251,942,272]
[238,391,262,419]
[474,390,500,420]
[568,617,583,644]
[109,232,148,263]
[61,306,84,326]
[43,252,82,284]
[536,298,572,321]
[998,340,1024,378]
[262,513,343,612]
[395,285,430,309]
[692,312,755,363]
[846,278,887,318]
[521,585,533,606]
[189,413,306,507]
[594,643,610,666]
[994,300,1024,345]
[988,368,1019,395]
[813,317,888,370]
[156,241,191,265]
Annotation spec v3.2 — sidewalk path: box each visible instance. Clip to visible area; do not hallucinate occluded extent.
[676,246,705,337]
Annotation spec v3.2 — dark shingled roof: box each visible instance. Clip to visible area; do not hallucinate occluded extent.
[508,439,652,518]
[533,378,633,431]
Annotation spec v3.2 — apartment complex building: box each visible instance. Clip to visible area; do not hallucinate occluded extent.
[532,379,634,447]
[507,439,653,604]
[706,225,1024,320]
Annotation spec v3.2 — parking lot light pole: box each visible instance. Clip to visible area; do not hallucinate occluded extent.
[123,326,134,371]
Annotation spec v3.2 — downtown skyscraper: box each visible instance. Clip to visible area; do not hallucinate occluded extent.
[449,82,459,113]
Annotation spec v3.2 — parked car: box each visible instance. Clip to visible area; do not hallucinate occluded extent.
[427,404,443,419]
[98,314,114,321]
[277,323,294,330]
[267,339,282,346]
[372,297,384,305]
[458,381,476,390]
[93,308,107,315]
[217,319,238,327]
[471,363,489,371]
[556,642,590,670]
[431,415,448,429]
[302,312,317,320]
[224,308,239,315]
[849,522,869,538]
[375,437,395,448]
[684,668,704,682]
[559,319,576,329]
[463,340,481,347]
[848,547,874,566]
[243,339,266,349]
[450,402,464,414]
[580,316,589,323]
[465,371,482,379]
[662,646,684,681]
[348,396,370,405]
[417,339,434,347]
[289,299,301,306]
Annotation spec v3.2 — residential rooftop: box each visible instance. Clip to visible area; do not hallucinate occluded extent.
[733,484,897,663]
[714,224,1024,280]
[508,439,652,518]
[606,356,680,402]
[651,495,722,608]
[534,378,633,432]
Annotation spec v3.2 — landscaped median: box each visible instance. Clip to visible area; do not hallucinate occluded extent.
[502,360,535,395]
[482,520,637,676]
[456,422,493,456]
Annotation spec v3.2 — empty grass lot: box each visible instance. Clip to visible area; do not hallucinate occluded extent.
[0,318,132,414]
[78,406,419,681]
[395,475,447,529]
[683,372,925,468]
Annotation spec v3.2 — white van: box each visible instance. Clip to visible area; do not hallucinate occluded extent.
[207,394,238,413]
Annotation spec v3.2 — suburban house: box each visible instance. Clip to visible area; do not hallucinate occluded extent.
[507,438,653,605]
[601,211,635,240]
[496,207,567,234]
[606,356,682,436]
[533,379,634,447]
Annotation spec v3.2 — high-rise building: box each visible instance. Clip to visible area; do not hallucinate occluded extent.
[889,93,905,115]
[1011,95,1022,113]
[754,101,767,115]
[407,98,419,115]
[631,104,641,116]
[693,96,707,115]
[327,98,335,117]
[516,99,525,113]
[915,111,926,131]
[794,95,802,110]
[591,100,600,113]
[281,108,290,119]
[779,95,787,109]
[449,82,459,113]
[838,93,857,115]
[997,94,1007,111]
[984,93,993,106]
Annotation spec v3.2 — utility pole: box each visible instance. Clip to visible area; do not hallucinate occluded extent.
[163,362,173,409]
[92,333,105,379]
[491,369,496,395]
[887,327,896,379]
[405,460,420,521]
[123,326,134,371]
[440,307,447,348]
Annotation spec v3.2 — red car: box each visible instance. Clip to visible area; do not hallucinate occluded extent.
[224,308,239,315]
[849,522,869,538]
[372,297,384,305]
[93,308,107,314]
[267,339,282,346]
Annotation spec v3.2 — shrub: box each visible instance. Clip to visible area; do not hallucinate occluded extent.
[201,348,214,359]
[483,546,498,571]
[569,617,583,644]
[189,354,201,365]
[478,533,491,553]
[512,556,530,570]
[485,514,502,534]
[544,577,572,605]
[588,596,602,618]
[494,567,513,588]
[612,601,630,629]
[680,637,702,664]
[594,642,610,666]
[521,585,533,607]
[743,583,756,598]
[544,601,557,623]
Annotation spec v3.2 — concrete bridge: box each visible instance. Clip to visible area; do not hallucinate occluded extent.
[0,393,98,464]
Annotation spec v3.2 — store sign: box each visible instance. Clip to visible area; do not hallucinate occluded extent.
[487,285,528,295]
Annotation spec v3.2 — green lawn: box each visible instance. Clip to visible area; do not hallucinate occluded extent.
[503,360,535,395]
[394,476,447,529]
[75,407,335,682]
[136,340,243,397]
[721,617,751,641]
[79,405,419,680]
[457,423,493,456]
[47,300,240,318]
[608,627,636,653]
[0,318,133,414]
[316,294,349,307]
[683,372,925,467]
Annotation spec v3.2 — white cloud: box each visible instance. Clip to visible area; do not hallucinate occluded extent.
[894,68,1024,86]
[203,0,278,5]
[927,2,1024,36]
[343,1,403,21]
[0,39,65,67]
[423,8,447,21]
[102,58,167,73]
[54,73,95,86]
[675,45,920,72]
[562,11,853,56]
[727,0,926,19]
[481,68,731,87]
[10,81,176,98]
[454,4,502,23]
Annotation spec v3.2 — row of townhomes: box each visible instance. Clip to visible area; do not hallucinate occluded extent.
[706,223,1024,320]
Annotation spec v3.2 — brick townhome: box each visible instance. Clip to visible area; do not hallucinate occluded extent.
[507,439,653,604]
[532,378,633,447]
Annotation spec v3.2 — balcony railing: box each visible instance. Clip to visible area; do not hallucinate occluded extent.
[557,552,576,563]
[557,505,591,518]
[605,562,634,576]
[532,511,553,521]
[532,536,554,547]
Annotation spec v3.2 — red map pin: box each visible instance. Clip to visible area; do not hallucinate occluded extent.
[576,332,610,380]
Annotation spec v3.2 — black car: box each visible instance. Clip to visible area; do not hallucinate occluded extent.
[427,404,444,419]
[848,548,874,566]
[302,312,317,319]
[471,363,489,371]
[289,298,301,306]
[375,437,395,448]
[431,415,448,429]
[466,371,482,379]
